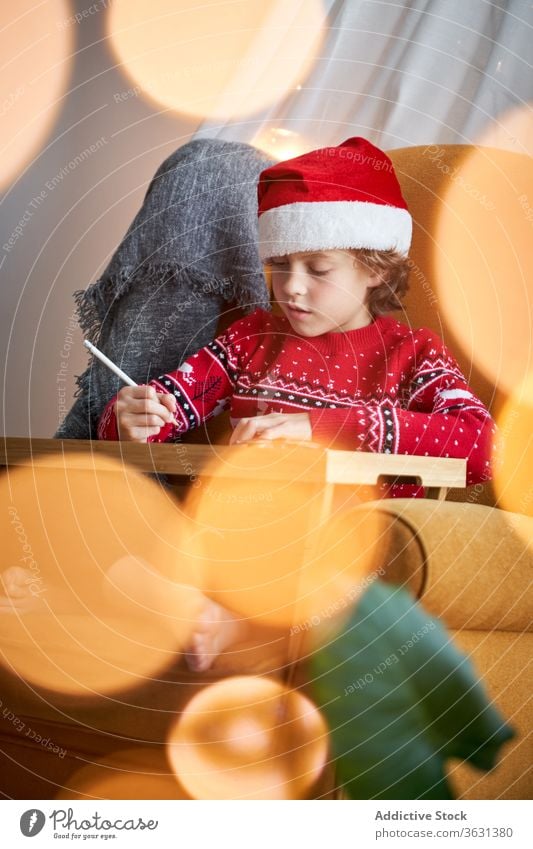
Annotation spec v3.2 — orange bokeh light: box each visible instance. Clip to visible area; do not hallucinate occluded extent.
[183,444,385,628]
[252,127,312,161]
[493,373,533,527]
[0,1,72,189]
[0,454,204,695]
[107,0,325,120]
[432,145,532,395]
[167,675,328,799]
[476,102,533,157]
[56,749,190,800]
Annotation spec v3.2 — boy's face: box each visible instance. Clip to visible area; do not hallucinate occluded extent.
[268,250,380,336]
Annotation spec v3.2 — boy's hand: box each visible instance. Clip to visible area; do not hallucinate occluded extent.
[0,566,41,614]
[229,412,312,445]
[115,385,177,442]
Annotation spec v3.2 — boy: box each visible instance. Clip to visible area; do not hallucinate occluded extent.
[98,136,493,492]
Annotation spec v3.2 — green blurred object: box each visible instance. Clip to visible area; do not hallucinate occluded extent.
[310,581,514,799]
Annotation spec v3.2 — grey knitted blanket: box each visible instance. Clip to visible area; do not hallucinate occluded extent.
[56,139,273,439]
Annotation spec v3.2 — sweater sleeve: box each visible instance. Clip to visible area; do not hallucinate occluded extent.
[97,323,240,443]
[308,335,495,486]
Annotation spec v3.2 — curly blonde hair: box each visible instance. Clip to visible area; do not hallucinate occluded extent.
[349,249,410,317]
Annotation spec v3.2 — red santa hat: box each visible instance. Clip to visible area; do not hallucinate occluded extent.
[257,136,412,260]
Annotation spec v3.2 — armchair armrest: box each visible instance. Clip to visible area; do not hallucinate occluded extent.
[366,499,532,632]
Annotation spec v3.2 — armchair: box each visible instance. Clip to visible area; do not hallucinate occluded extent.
[358,142,533,799]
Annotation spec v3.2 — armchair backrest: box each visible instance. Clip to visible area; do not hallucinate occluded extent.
[388,145,532,508]
[389,144,531,408]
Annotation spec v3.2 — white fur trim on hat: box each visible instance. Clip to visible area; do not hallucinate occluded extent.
[258,200,412,260]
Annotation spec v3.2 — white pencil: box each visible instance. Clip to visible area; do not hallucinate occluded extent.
[83,340,137,387]
[83,340,180,428]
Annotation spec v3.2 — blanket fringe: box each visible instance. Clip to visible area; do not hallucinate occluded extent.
[71,261,269,400]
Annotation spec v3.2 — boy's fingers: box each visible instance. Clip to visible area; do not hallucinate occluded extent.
[3,582,28,597]
[229,418,255,444]
[123,398,171,416]
[158,392,176,408]
[230,414,306,445]
[256,423,287,440]
[138,415,168,428]
[230,416,275,444]
[123,412,168,427]
[1,569,27,593]
[128,385,157,400]
[158,393,177,415]
[119,392,175,422]
[132,426,162,441]
[2,566,26,582]
[123,426,162,443]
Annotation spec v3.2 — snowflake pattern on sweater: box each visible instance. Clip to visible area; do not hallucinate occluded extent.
[98,309,494,490]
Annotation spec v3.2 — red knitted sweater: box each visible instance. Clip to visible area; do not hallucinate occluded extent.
[98,309,494,493]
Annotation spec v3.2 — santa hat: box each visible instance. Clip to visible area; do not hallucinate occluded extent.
[257,137,412,260]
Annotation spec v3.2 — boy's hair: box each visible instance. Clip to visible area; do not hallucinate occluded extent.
[350,249,410,317]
